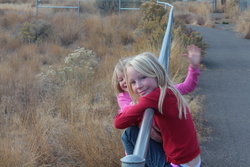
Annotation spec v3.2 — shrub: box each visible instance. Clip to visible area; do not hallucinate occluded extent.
[136,1,205,49]
[135,0,168,48]
[37,47,100,93]
[173,23,204,49]
[20,19,52,43]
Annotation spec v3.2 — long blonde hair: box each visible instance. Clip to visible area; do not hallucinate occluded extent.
[112,57,132,94]
[125,52,188,119]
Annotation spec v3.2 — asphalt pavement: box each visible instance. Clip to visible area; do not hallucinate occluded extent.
[188,25,250,167]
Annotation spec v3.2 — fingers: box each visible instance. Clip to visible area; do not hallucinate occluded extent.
[187,45,201,53]
[182,45,201,67]
[182,53,189,57]
[183,45,201,56]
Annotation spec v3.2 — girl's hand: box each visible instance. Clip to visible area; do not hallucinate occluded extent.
[182,45,201,69]
[150,125,163,143]
[129,101,136,105]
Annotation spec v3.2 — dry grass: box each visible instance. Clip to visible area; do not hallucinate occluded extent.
[0,2,206,167]
[0,8,140,166]
[235,8,250,39]
[174,1,214,27]
[49,12,84,46]
[223,0,240,21]
[0,3,35,12]
[0,133,37,167]
[0,32,22,55]
[187,95,211,143]
[222,1,250,39]
[0,0,32,3]
[169,36,188,83]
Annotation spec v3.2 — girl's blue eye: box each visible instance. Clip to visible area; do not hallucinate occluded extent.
[141,76,147,79]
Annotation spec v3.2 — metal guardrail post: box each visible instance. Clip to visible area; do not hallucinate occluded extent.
[119,0,121,13]
[120,1,174,167]
[36,0,38,16]
[78,0,80,16]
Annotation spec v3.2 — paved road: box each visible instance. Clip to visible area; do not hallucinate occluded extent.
[189,25,250,167]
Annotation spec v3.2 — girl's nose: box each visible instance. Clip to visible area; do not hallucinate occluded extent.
[122,79,126,85]
[122,81,127,87]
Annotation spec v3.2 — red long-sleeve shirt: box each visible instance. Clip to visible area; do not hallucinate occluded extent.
[114,88,200,165]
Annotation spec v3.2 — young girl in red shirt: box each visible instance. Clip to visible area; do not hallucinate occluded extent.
[114,51,201,167]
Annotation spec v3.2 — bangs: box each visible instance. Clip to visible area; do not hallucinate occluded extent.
[131,55,158,78]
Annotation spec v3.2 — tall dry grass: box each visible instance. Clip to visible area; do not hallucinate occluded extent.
[224,0,241,20]
[0,7,140,167]
[0,3,35,12]
[222,0,250,39]
[235,8,250,39]
[0,2,206,167]
[174,1,214,27]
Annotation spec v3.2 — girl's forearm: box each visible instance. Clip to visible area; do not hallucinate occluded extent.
[175,65,200,95]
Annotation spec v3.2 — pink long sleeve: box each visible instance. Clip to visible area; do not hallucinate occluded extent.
[175,65,200,95]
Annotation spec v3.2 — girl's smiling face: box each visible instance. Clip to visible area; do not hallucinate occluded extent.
[117,71,127,92]
[126,66,158,97]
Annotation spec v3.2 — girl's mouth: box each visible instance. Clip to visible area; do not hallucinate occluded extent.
[138,89,147,96]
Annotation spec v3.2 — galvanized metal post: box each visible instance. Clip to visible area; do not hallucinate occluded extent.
[213,0,217,12]
[36,0,38,16]
[119,0,121,13]
[78,0,80,16]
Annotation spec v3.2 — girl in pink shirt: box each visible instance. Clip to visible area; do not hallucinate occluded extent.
[114,51,201,167]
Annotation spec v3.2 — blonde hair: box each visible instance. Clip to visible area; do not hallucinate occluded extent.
[112,57,132,94]
[125,52,188,119]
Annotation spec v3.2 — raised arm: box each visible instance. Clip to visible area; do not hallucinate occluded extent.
[175,65,200,95]
[175,45,201,95]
